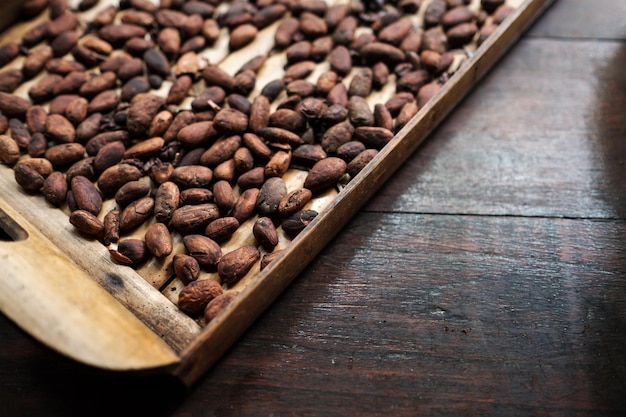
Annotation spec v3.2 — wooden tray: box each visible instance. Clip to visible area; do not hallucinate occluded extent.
[0,0,552,386]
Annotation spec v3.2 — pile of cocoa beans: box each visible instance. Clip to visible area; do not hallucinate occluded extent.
[0,0,515,323]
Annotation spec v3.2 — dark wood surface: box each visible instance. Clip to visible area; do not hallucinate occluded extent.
[2,0,626,415]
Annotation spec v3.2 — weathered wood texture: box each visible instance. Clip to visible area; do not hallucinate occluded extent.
[1,0,626,416]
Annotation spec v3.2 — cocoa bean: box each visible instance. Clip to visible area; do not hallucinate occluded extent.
[231,187,259,223]
[45,143,85,167]
[0,93,31,119]
[127,93,165,137]
[69,210,104,237]
[200,135,242,167]
[264,150,291,178]
[183,234,222,268]
[42,171,67,206]
[171,203,220,233]
[218,245,260,285]
[303,157,347,193]
[281,209,317,238]
[111,239,148,266]
[0,69,24,93]
[205,217,240,243]
[278,187,312,217]
[0,135,20,166]
[178,279,223,315]
[204,291,239,322]
[173,254,200,285]
[176,121,217,149]
[45,114,76,143]
[154,181,180,223]
[213,180,235,213]
[97,163,142,196]
[14,163,45,192]
[257,176,287,217]
[145,222,173,257]
[292,144,327,166]
[71,175,102,215]
[347,148,378,177]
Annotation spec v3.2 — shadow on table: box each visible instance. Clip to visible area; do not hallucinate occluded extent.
[0,314,186,417]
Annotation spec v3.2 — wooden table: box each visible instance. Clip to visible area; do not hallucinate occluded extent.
[2,0,625,415]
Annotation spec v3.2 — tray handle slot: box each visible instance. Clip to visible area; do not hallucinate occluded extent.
[0,207,28,242]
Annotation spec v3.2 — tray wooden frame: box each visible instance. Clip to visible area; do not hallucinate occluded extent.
[0,0,553,386]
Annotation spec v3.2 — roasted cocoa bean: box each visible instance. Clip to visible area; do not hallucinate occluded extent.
[71,175,102,215]
[231,187,259,223]
[0,135,20,166]
[111,238,148,266]
[45,143,85,167]
[204,291,239,322]
[178,279,223,315]
[303,157,347,194]
[205,217,240,243]
[169,165,213,189]
[183,234,222,268]
[97,163,142,196]
[41,171,67,206]
[173,254,201,284]
[145,222,173,257]
[171,203,220,233]
[281,209,317,238]
[218,245,260,285]
[69,209,104,237]
[154,181,180,223]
